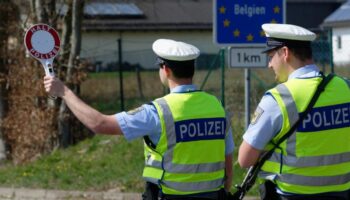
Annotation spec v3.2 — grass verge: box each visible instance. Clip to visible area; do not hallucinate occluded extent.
[0,134,257,195]
[0,135,144,192]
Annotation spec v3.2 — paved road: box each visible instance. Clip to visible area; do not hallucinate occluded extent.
[0,188,259,200]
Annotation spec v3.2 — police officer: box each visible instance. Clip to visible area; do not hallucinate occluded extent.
[44,39,234,200]
[238,23,350,200]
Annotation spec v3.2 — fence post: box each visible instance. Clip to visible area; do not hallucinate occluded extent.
[220,48,225,107]
[328,28,334,73]
[200,51,219,90]
[117,38,125,111]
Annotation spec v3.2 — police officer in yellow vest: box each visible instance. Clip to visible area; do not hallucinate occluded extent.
[43,39,234,199]
[238,23,350,200]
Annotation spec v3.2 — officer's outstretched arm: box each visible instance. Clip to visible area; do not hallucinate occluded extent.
[44,76,123,135]
[61,87,123,135]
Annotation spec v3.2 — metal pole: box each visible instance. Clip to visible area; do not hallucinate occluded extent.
[245,68,251,129]
[118,38,125,111]
[200,51,219,90]
[220,48,225,107]
[328,28,334,73]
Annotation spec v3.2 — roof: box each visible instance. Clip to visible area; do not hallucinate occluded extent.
[84,2,144,16]
[322,0,350,27]
[82,0,212,31]
[77,0,345,31]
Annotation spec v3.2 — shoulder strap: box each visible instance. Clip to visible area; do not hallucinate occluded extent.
[144,136,156,149]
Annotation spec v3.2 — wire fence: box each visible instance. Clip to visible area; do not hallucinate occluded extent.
[79,29,349,143]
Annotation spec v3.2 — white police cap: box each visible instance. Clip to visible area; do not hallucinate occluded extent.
[152,39,200,61]
[262,23,316,41]
[261,23,316,53]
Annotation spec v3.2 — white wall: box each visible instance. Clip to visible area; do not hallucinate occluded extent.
[80,30,221,69]
[332,27,350,66]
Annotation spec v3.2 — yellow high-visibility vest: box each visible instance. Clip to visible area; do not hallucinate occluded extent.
[142,91,229,195]
[260,75,350,194]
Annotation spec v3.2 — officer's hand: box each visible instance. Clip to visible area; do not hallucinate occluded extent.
[43,76,65,97]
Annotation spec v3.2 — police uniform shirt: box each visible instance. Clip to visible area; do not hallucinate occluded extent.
[243,64,320,150]
[116,84,234,155]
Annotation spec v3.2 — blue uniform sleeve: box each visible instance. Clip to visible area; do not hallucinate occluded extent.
[242,94,283,150]
[115,104,161,142]
[225,128,234,155]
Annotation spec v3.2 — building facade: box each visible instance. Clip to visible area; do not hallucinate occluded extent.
[79,0,344,70]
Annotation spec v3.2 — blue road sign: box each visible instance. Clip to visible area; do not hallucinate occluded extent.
[213,0,285,46]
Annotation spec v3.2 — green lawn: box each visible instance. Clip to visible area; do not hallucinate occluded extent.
[0,135,145,192]
[0,133,258,195]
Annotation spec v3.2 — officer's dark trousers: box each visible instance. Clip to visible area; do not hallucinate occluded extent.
[142,182,223,200]
[142,182,159,200]
[278,191,350,200]
[260,181,350,200]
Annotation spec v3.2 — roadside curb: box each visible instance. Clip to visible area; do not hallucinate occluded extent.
[0,187,259,200]
[0,188,140,200]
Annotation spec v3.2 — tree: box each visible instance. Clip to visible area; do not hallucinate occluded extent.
[1,0,88,163]
[0,0,20,162]
[58,0,87,147]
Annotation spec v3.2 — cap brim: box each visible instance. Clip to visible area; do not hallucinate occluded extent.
[261,46,283,54]
[155,57,164,66]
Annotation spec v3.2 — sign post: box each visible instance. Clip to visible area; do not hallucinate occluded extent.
[213,0,285,128]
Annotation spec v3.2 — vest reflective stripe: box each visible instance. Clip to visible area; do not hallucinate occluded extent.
[269,151,350,167]
[155,98,225,173]
[156,98,176,173]
[275,84,299,156]
[145,158,162,169]
[145,156,225,173]
[144,177,160,185]
[162,178,224,192]
[278,172,350,186]
[261,171,350,187]
[276,84,299,126]
[167,161,225,173]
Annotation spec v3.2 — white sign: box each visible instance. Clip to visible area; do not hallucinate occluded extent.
[24,24,61,99]
[228,47,267,68]
[24,24,60,76]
